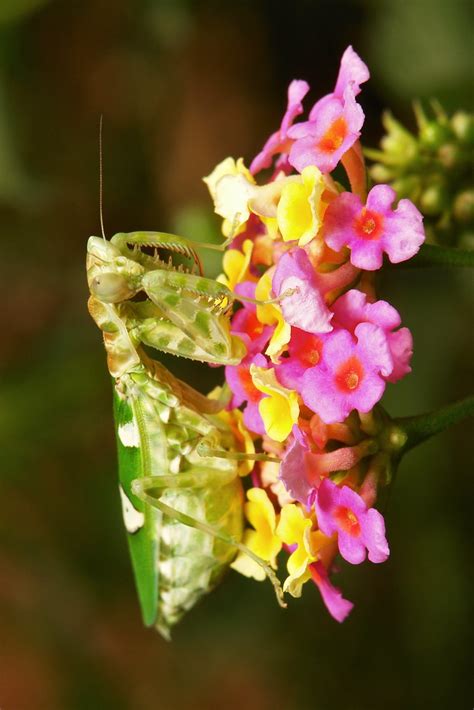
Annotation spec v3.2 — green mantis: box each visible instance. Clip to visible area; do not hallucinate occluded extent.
[86,231,285,638]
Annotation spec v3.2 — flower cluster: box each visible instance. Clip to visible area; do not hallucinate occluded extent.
[204,47,425,621]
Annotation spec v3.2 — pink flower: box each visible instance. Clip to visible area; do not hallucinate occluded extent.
[288,85,364,174]
[310,561,354,622]
[332,289,413,383]
[272,248,333,334]
[315,478,390,564]
[225,353,267,435]
[302,324,393,424]
[276,328,326,391]
[322,185,425,270]
[250,80,310,175]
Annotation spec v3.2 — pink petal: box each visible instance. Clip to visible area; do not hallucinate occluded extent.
[309,46,369,121]
[333,45,370,99]
[349,238,384,270]
[243,400,266,436]
[302,365,347,423]
[366,184,397,213]
[332,289,401,333]
[273,249,333,334]
[279,438,313,505]
[386,327,413,383]
[310,561,354,622]
[281,79,310,134]
[322,192,362,252]
[382,199,425,264]
[250,79,310,174]
[338,530,367,564]
[355,322,393,377]
[362,508,390,563]
[314,477,338,536]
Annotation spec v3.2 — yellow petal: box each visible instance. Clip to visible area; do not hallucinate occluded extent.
[230,543,266,581]
[204,158,256,235]
[219,239,254,291]
[277,503,310,546]
[255,271,291,362]
[277,165,325,246]
[283,567,312,597]
[250,365,299,442]
[203,157,254,200]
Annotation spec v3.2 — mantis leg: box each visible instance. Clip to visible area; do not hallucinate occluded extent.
[132,473,286,608]
[196,442,280,463]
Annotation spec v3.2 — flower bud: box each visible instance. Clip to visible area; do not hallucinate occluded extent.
[420,183,449,216]
[391,176,421,200]
[453,189,474,223]
[438,142,463,169]
[451,111,474,145]
[419,121,452,150]
[369,164,393,183]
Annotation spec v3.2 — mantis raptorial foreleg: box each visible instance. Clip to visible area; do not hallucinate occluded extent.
[132,473,286,609]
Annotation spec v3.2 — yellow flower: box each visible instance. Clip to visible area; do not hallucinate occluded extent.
[276,165,326,245]
[217,238,255,291]
[250,365,299,443]
[203,157,254,201]
[231,487,282,581]
[203,157,255,236]
[277,505,335,597]
[255,270,291,362]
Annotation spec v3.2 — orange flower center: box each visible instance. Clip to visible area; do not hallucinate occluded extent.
[237,366,261,403]
[318,117,348,154]
[335,356,364,393]
[334,506,361,536]
[354,208,384,240]
[246,312,264,339]
[297,336,323,367]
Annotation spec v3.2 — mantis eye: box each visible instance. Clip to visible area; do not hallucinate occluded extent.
[90,272,135,302]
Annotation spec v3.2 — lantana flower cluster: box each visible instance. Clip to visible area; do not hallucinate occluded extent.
[204,47,425,621]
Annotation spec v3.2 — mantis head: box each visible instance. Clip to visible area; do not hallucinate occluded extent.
[86,236,145,303]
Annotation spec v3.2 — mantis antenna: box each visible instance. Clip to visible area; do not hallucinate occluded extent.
[99,114,106,241]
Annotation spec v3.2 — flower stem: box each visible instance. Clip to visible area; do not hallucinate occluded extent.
[399,243,474,268]
[393,394,474,455]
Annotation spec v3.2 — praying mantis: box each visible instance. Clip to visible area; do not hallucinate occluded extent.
[86,231,285,638]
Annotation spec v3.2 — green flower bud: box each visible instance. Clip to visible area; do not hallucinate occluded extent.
[453,189,474,223]
[451,112,474,145]
[391,175,421,200]
[420,184,449,216]
[419,121,452,150]
[369,164,394,183]
[438,142,463,169]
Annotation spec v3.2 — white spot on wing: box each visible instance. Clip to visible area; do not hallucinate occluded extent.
[158,405,171,423]
[119,485,145,533]
[169,455,181,474]
[118,419,140,447]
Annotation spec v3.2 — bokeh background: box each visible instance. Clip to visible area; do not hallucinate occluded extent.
[1,1,473,708]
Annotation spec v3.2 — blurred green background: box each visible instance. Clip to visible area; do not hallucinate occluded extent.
[0,1,473,708]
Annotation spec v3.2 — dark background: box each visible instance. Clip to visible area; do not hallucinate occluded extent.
[0,1,473,708]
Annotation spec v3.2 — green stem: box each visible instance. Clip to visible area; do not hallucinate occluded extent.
[394,395,474,455]
[401,243,474,268]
